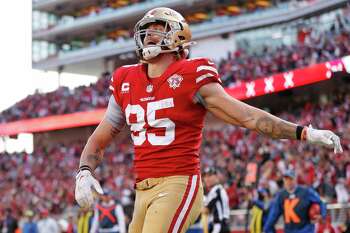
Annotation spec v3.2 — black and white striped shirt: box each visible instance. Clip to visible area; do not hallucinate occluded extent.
[205,184,230,233]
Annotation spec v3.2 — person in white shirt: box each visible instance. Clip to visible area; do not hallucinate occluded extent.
[37,209,60,233]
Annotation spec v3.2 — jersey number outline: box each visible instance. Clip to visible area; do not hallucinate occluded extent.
[125,98,175,146]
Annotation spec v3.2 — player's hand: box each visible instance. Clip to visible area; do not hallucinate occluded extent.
[75,170,103,208]
[306,125,343,153]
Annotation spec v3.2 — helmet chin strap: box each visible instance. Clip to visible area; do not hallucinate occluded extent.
[142,41,197,61]
[142,46,162,60]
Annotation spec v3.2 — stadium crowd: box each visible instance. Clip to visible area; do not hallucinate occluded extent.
[1,1,346,233]
[0,89,349,232]
[2,9,350,123]
[218,13,350,86]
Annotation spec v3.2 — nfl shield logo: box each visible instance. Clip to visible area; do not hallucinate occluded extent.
[167,74,183,90]
[146,84,153,93]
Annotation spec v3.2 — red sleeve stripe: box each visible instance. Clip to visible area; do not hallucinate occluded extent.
[109,85,115,91]
[168,175,200,233]
[196,65,218,75]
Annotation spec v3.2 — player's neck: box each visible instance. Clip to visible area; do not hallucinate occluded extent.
[147,54,177,78]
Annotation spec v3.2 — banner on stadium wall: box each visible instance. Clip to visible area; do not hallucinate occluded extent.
[0,109,105,136]
[225,57,348,100]
[0,56,349,136]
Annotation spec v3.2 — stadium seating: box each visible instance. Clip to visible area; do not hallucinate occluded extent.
[10,1,348,232]
[218,17,350,86]
[34,0,294,58]
[1,14,350,123]
[0,90,349,221]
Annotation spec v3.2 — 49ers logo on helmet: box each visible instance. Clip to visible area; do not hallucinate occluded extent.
[167,74,183,89]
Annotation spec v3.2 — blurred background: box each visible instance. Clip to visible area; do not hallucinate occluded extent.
[0,0,350,232]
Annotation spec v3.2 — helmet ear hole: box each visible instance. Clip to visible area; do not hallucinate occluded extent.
[179,23,184,30]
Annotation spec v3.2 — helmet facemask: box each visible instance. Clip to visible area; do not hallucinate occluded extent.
[134,18,185,61]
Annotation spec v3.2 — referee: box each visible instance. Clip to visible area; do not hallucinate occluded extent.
[203,167,230,233]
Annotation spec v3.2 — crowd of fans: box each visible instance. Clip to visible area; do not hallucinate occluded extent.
[201,91,350,209]
[0,88,349,231]
[0,72,111,122]
[5,6,350,123]
[1,1,347,233]
[218,13,350,87]
[0,136,135,232]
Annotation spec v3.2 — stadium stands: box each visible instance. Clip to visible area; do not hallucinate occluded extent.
[1,13,349,123]
[0,1,349,232]
[33,0,281,31]
[32,0,308,61]
[218,18,350,87]
[0,89,349,224]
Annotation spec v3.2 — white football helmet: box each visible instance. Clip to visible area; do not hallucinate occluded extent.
[134,7,194,61]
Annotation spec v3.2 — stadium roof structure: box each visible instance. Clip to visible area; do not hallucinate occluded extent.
[32,0,348,76]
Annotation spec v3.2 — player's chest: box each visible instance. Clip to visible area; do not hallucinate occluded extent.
[119,74,193,111]
[118,73,197,128]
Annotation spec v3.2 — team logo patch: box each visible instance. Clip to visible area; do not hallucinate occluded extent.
[167,74,183,90]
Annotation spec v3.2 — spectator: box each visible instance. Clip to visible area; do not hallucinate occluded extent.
[37,209,60,233]
[263,169,327,233]
[250,188,273,233]
[3,6,350,123]
[1,208,18,233]
[90,190,126,233]
[22,210,39,233]
[316,215,336,233]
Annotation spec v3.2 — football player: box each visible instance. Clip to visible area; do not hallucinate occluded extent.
[75,7,343,233]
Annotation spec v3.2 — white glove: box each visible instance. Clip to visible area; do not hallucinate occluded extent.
[75,170,103,208]
[306,125,343,153]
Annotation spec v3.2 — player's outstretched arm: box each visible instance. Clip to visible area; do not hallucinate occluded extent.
[199,83,342,152]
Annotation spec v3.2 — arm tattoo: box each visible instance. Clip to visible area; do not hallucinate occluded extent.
[256,117,296,139]
[110,127,119,137]
[80,148,103,170]
[86,154,102,168]
[240,107,255,123]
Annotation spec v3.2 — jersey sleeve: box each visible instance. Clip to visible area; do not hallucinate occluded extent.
[105,96,126,131]
[109,67,125,106]
[190,58,222,93]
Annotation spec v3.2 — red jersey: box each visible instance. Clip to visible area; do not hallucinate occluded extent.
[110,57,221,180]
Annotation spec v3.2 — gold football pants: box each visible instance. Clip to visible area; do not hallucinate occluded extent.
[128,175,203,233]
